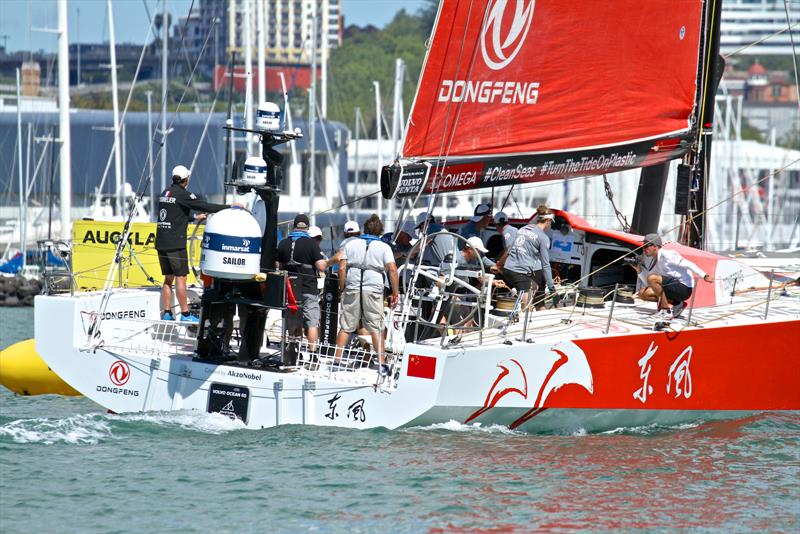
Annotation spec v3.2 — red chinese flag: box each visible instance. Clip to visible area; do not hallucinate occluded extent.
[407,355,436,380]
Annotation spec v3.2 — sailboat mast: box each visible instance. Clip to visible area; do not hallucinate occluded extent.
[57,0,71,241]
[309,13,318,226]
[686,0,724,250]
[388,58,404,232]
[107,0,123,216]
[15,69,25,268]
[160,0,168,195]
[256,0,266,108]
[244,0,254,152]
[146,90,154,219]
[374,80,382,220]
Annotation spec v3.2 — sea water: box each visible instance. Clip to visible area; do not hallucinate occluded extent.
[1,307,798,533]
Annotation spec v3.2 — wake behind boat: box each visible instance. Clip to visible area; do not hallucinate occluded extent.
[33,0,800,431]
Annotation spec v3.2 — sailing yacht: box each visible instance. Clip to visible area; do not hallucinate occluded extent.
[30,0,799,431]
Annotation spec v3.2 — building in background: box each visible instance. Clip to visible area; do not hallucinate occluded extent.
[227,0,342,64]
[721,0,800,56]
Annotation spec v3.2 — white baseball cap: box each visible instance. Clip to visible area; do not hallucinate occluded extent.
[172,165,191,180]
[343,220,360,234]
[470,203,492,222]
[494,211,509,224]
[308,225,323,239]
[465,236,488,254]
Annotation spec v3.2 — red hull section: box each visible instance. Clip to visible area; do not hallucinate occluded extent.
[404,0,703,159]
[551,321,800,411]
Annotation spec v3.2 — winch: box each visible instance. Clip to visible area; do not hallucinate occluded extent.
[200,207,262,279]
[577,287,606,308]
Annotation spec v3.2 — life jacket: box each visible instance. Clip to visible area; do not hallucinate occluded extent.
[285,231,316,285]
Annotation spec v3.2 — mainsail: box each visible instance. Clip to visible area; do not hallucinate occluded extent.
[382,0,709,199]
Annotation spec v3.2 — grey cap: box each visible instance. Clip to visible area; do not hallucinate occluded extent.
[642,233,662,247]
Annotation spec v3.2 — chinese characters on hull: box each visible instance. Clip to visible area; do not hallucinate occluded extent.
[634,343,694,405]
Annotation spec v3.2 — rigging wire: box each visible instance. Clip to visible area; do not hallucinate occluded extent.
[722,21,799,59]
[603,175,631,232]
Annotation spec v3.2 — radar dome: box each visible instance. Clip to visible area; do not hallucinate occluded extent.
[200,207,262,279]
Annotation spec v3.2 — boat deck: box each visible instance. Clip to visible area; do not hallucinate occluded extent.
[97,283,799,388]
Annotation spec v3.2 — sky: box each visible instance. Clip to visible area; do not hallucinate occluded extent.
[0,0,431,54]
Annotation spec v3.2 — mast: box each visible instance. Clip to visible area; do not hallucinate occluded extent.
[256,0,266,107]
[308,13,318,225]
[244,0,254,153]
[76,7,81,86]
[160,0,168,196]
[354,106,360,205]
[57,0,71,240]
[321,14,328,118]
[15,69,25,268]
[373,80,382,219]
[388,58,404,232]
[107,0,123,216]
[146,90,154,219]
[278,71,298,166]
[685,0,724,250]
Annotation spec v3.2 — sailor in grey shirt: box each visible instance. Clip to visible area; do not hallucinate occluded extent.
[499,211,556,309]
[494,211,518,254]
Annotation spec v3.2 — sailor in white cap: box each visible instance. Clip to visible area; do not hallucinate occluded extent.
[155,164,235,323]
[323,220,361,268]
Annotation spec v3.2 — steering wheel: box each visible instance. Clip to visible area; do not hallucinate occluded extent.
[400,231,488,330]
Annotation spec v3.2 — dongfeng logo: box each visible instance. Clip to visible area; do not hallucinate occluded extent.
[480,0,535,70]
[109,360,131,386]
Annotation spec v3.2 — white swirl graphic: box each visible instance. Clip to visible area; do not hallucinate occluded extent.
[480,0,535,71]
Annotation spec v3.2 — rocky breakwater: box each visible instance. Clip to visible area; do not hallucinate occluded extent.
[0,276,42,306]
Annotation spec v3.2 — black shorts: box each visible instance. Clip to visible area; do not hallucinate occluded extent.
[158,248,189,277]
[502,268,545,303]
[502,268,534,292]
[662,275,692,304]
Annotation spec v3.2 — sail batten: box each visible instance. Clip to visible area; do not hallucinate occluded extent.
[384,0,706,199]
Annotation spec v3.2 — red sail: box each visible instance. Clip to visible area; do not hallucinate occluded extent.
[403,0,703,160]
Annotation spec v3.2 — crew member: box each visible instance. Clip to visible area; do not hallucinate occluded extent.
[277,214,327,348]
[415,212,457,266]
[497,205,557,310]
[155,164,231,322]
[438,236,506,328]
[636,233,714,318]
[325,220,360,268]
[494,211,518,257]
[334,214,399,377]
[390,221,416,263]
[459,203,492,240]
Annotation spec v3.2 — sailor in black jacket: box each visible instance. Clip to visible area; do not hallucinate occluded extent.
[156,165,231,322]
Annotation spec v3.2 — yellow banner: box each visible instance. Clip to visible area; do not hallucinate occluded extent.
[71,220,204,290]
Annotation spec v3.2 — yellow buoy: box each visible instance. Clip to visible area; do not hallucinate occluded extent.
[0,339,81,396]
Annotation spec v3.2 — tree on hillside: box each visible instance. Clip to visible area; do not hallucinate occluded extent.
[326,5,436,140]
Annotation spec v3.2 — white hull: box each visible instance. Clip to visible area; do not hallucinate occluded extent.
[34,286,799,432]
